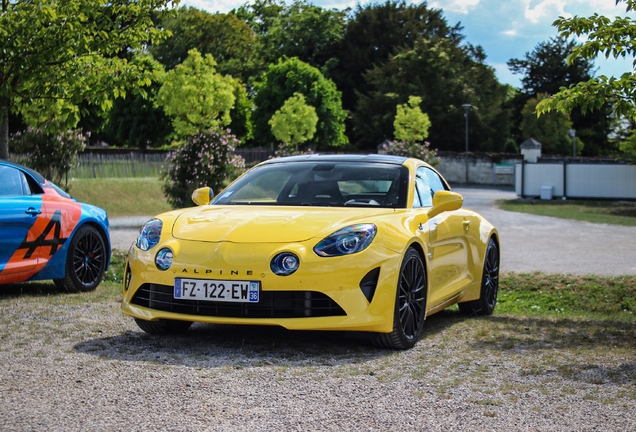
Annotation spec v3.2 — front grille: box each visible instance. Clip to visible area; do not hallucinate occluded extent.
[131,283,346,318]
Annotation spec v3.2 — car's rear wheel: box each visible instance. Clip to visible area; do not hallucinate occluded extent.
[375,248,427,350]
[53,225,107,292]
[459,237,499,316]
[134,318,193,335]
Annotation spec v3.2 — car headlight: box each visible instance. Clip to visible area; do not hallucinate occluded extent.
[136,218,163,251]
[155,248,174,271]
[313,224,377,257]
[271,252,300,276]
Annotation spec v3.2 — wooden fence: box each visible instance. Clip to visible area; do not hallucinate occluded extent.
[11,147,274,179]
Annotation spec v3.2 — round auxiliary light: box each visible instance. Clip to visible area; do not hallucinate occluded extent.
[155,248,174,271]
[270,252,300,276]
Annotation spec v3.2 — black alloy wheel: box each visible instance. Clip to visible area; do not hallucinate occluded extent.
[459,237,499,316]
[54,225,107,292]
[375,248,427,350]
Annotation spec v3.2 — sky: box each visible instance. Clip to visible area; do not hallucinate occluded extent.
[182,0,635,88]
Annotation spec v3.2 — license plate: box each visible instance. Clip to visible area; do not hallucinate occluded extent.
[174,278,260,303]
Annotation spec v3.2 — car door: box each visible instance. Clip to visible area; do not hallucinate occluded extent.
[414,167,470,307]
[0,165,44,280]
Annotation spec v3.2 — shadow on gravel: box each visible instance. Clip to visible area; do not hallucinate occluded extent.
[73,311,466,368]
[0,281,70,298]
[467,315,636,385]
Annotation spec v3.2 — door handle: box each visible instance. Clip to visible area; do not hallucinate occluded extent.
[25,207,41,216]
[462,220,471,231]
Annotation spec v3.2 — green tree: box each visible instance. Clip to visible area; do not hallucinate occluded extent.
[155,49,238,137]
[150,7,260,83]
[269,92,318,153]
[329,1,462,113]
[0,0,175,159]
[104,55,172,149]
[536,0,636,159]
[394,96,431,143]
[354,38,512,151]
[261,1,346,68]
[521,94,582,155]
[508,37,612,156]
[253,57,347,149]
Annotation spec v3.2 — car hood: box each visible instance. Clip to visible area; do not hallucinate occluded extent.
[171,205,395,243]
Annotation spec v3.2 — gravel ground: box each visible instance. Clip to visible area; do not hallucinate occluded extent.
[2,188,635,430]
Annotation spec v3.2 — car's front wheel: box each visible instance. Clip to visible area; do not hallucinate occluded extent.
[375,248,427,350]
[135,318,193,335]
[54,225,107,292]
[459,237,499,316]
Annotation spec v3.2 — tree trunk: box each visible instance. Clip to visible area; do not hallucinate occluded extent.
[0,95,9,160]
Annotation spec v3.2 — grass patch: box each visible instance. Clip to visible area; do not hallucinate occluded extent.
[67,177,172,217]
[498,273,636,320]
[498,199,636,226]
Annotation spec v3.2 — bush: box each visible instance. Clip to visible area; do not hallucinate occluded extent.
[271,142,315,158]
[161,128,246,208]
[10,127,87,188]
[382,140,441,166]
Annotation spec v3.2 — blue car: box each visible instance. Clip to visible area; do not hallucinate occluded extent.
[0,160,111,292]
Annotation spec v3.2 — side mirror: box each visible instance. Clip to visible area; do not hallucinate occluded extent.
[429,190,463,217]
[191,187,214,206]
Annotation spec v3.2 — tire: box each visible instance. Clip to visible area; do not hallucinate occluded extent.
[135,318,193,335]
[53,225,107,292]
[459,237,499,316]
[375,248,427,350]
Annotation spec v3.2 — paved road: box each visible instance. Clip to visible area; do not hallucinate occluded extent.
[109,188,636,275]
[454,187,636,276]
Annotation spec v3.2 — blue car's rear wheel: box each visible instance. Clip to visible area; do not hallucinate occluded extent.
[459,237,499,316]
[375,248,427,350]
[54,225,107,292]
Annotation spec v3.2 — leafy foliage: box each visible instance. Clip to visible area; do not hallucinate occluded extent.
[150,7,260,83]
[269,92,318,152]
[355,38,512,151]
[393,96,431,143]
[0,0,175,158]
[381,140,440,166]
[329,0,462,113]
[10,127,87,188]
[161,128,246,209]
[253,57,347,149]
[521,94,582,156]
[259,0,346,68]
[508,37,612,156]
[534,0,636,160]
[155,49,238,137]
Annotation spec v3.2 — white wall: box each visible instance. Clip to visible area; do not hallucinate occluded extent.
[515,163,636,199]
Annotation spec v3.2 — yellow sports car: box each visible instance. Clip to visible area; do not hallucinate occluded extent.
[122,154,499,349]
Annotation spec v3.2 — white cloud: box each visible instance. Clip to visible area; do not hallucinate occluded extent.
[523,0,568,24]
[429,0,480,14]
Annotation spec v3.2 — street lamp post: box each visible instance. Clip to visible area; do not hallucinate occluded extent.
[462,104,471,184]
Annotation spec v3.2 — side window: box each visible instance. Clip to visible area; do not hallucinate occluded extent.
[0,166,29,196]
[413,167,447,208]
[424,167,446,195]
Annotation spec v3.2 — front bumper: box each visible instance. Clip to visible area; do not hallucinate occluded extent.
[121,238,402,333]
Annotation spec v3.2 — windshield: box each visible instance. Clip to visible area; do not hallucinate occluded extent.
[212,161,409,208]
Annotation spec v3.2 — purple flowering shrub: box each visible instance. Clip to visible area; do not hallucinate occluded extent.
[271,142,315,158]
[382,140,441,166]
[10,127,87,188]
[162,128,246,208]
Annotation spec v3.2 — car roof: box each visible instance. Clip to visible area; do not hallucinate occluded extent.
[263,154,409,166]
[0,159,46,184]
